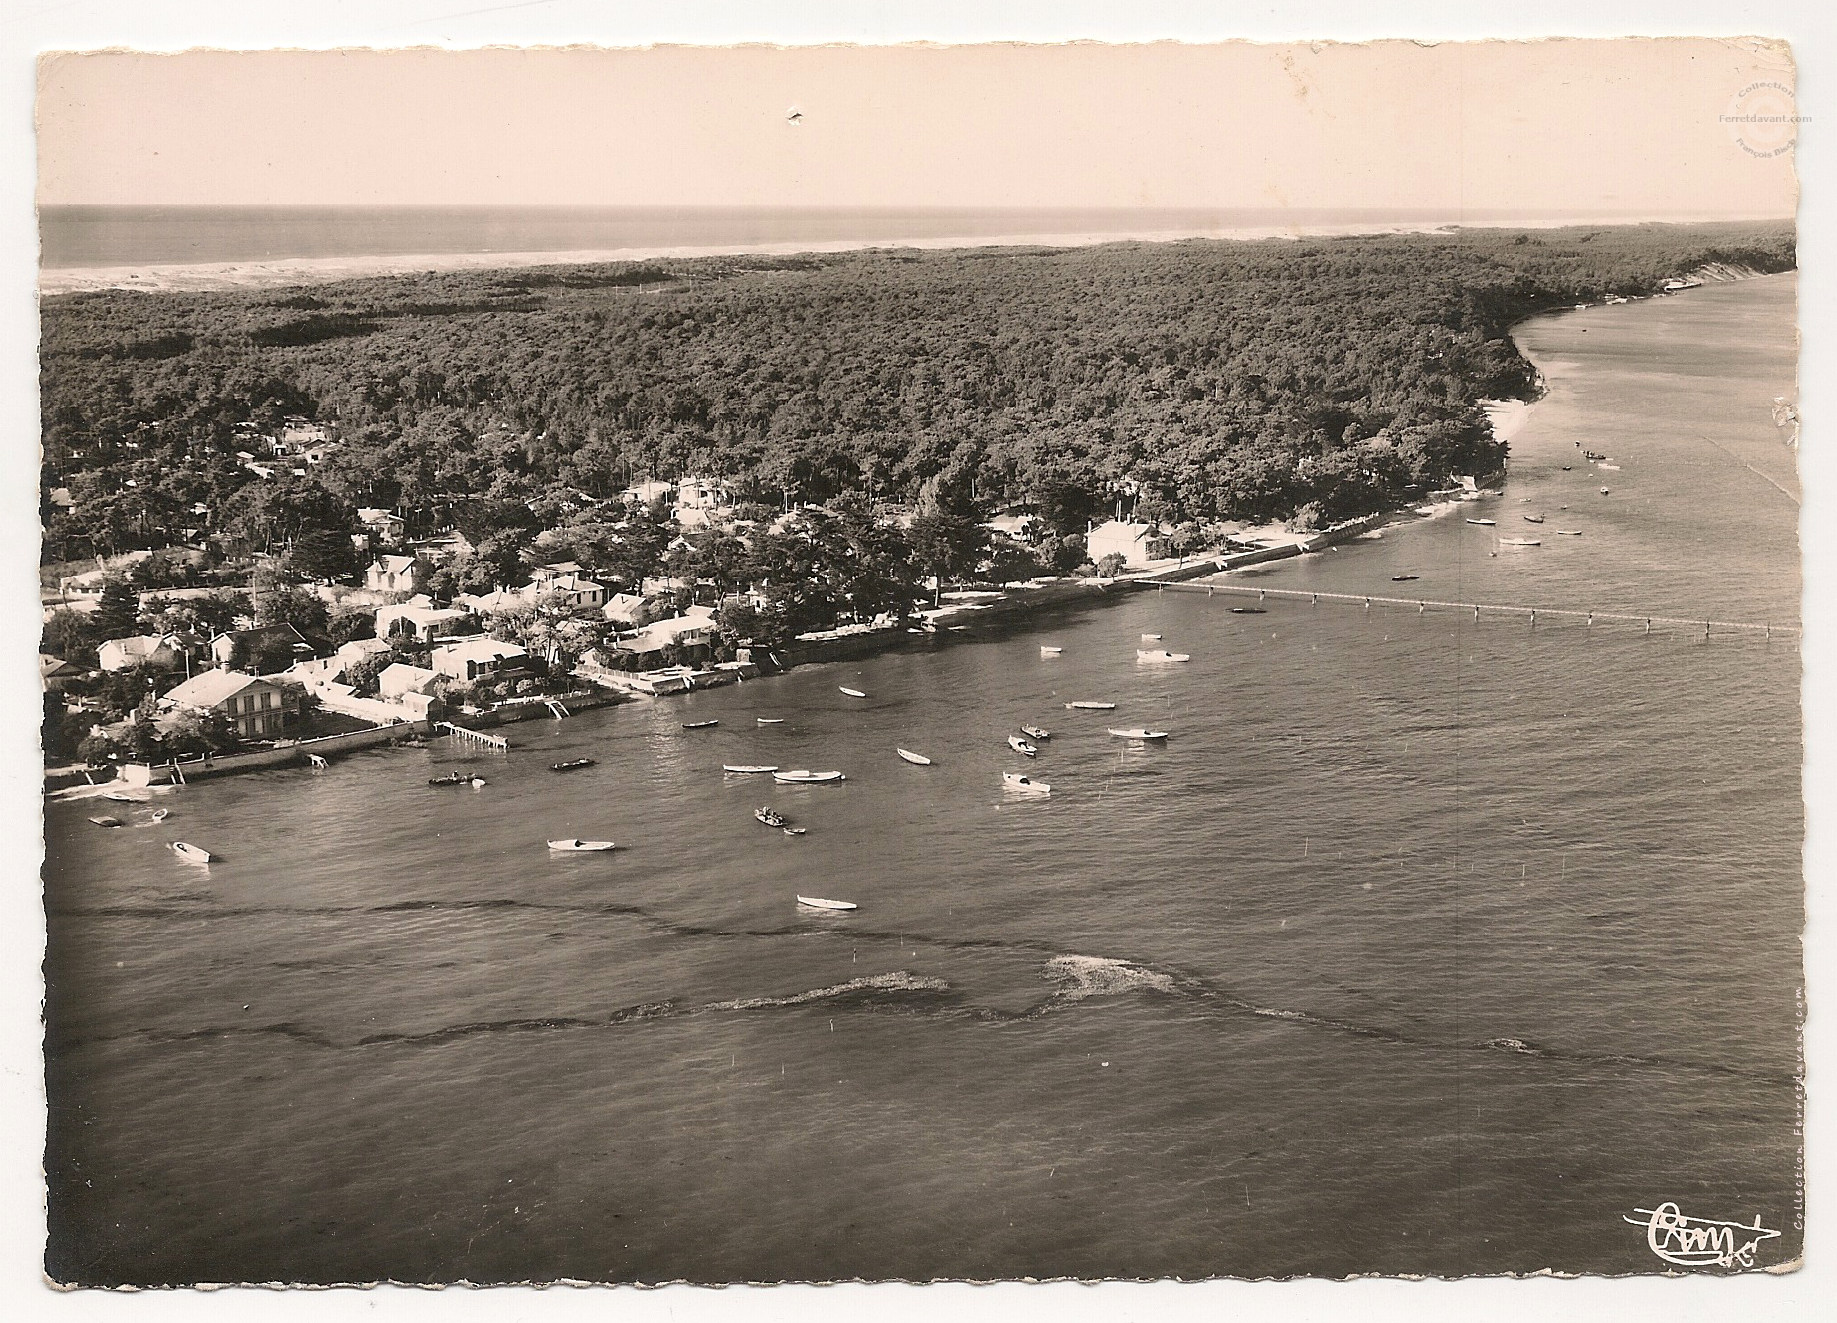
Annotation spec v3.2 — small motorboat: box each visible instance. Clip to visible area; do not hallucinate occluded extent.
[773,769,846,784]
[838,686,867,698]
[754,807,789,828]
[149,808,169,823]
[548,839,615,852]
[1391,575,1419,582]
[724,764,779,774]
[1465,518,1496,526]
[1065,701,1116,711]
[1040,645,1063,656]
[1523,515,1545,524]
[428,771,471,787]
[1137,649,1190,663]
[1562,465,1573,471]
[1498,537,1541,547]
[169,841,213,865]
[1002,772,1050,794]
[797,895,857,911]
[1020,725,1051,741]
[681,719,720,730]
[1109,728,1170,741]
[1231,607,1266,614]
[896,749,933,765]
[757,717,785,725]
[550,759,597,773]
[87,815,122,828]
[1008,735,1039,757]
[1141,633,1162,641]
[1599,487,1611,495]
[1556,529,1584,536]
[783,827,807,836]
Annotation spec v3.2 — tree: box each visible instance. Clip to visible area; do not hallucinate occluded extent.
[327,609,377,646]
[42,608,99,667]
[251,564,329,633]
[1095,552,1128,578]
[92,575,140,639]
[984,537,1045,586]
[908,512,991,603]
[286,528,359,583]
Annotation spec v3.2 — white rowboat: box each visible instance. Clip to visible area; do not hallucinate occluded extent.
[723,764,779,774]
[1109,728,1170,741]
[1040,646,1063,655]
[1065,701,1116,710]
[1556,529,1583,536]
[757,717,785,724]
[1008,735,1039,757]
[774,769,846,784]
[797,895,858,911]
[838,686,867,698]
[1002,772,1050,794]
[896,749,932,765]
[169,841,213,864]
[1465,518,1496,526]
[1141,633,1162,641]
[1137,649,1190,663]
[548,839,615,852]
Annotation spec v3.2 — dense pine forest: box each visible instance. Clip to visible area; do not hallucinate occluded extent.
[41,221,1794,567]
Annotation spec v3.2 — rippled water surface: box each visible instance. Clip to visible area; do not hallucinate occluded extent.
[43,275,1801,1283]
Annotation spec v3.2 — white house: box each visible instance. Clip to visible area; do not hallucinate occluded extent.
[431,637,529,683]
[602,592,647,627]
[97,633,184,673]
[358,508,406,547]
[377,662,442,700]
[365,554,424,595]
[376,600,470,643]
[1085,520,1155,570]
[615,604,718,659]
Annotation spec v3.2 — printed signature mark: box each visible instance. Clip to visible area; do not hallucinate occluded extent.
[1625,1202,1781,1269]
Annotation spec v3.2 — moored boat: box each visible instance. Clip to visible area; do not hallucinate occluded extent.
[149,808,169,823]
[754,806,789,827]
[1465,518,1496,526]
[1001,772,1050,794]
[838,686,867,698]
[1137,649,1190,663]
[1141,633,1162,641]
[797,895,857,911]
[1231,606,1266,613]
[1008,735,1039,757]
[681,719,720,729]
[757,717,785,725]
[1020,725,1051,741]
[1498,537,1541,547]
[548,839,615,852]
[550,758,596,772]
[1040,645,1063,656]
[896,748,932,765]
[88,815,121,828]
[1523,515,1545,524]
[773,769,846,784]
[1392,574,1419,582]
[724,764,779,774]
[1600,487,1611,495]
[1065,701,1117,710]
[169,841,213,864]
[1556,529,1584,536]
[782,827,807,836]
[1108,727,1170,741]
[428,771,471,786]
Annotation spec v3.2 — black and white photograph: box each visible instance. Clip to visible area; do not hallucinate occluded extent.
[9,4,1831,1310]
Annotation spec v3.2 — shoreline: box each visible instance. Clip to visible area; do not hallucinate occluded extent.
[42,271,1774,795]
[34,214,1749,296]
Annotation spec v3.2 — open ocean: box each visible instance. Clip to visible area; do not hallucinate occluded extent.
[37,205,1682,271]
[42,274,1801,1283]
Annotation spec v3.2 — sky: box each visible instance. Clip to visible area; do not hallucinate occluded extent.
[36,38,1799,216]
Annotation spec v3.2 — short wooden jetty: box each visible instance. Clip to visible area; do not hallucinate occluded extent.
[1139,579,1799,639]
[438,722,509,750]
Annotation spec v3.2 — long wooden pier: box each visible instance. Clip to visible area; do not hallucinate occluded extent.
[1139,579,1800,639]
[437,722,509,750]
